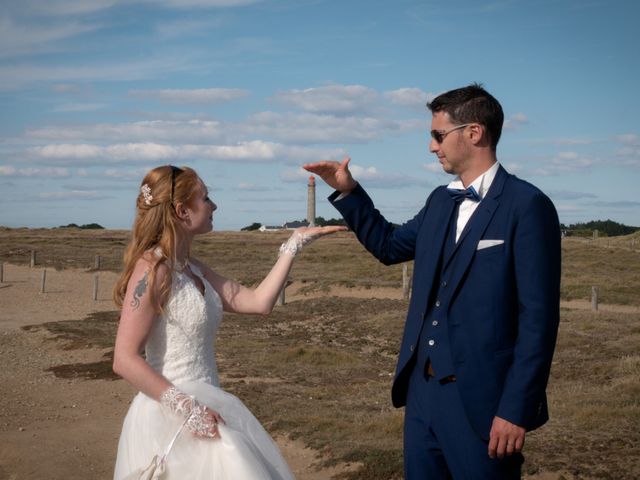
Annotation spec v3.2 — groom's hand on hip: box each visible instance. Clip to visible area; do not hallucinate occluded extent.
[488,416,526,459]
[303,156,357,194]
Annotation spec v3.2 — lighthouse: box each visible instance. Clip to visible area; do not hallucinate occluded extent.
[307,176,316,227]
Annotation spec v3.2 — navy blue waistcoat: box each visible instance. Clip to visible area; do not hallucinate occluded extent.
[416,204,459,380]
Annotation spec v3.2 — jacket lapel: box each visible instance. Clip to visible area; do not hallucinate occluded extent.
[442,165,508,285]
[428,197,457,276]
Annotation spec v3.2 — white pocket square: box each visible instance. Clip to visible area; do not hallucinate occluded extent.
[477,239,504,250]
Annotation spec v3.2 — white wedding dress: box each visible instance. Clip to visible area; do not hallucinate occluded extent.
[114,262,294,479]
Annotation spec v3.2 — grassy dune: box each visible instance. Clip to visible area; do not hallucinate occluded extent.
[1,228,639,478]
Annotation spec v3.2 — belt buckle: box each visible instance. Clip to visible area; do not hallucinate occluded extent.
[426,362,435,377]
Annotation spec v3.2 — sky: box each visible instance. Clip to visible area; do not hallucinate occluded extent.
[1,0,639,231]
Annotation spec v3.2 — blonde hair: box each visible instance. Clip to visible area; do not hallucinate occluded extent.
[113,165,201,313]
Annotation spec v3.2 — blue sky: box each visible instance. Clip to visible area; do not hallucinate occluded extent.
[1,0,639,230]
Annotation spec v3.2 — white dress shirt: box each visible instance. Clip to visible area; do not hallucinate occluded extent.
[447,162,500,242]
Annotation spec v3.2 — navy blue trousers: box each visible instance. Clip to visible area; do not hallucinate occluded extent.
[404,367,523,479]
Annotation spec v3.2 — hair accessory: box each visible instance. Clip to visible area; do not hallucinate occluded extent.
[141,184,153,205]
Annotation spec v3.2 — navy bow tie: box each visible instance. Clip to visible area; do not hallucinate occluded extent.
[447,185,481,203]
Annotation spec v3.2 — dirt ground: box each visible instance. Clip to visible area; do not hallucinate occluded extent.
[0,263,625,479]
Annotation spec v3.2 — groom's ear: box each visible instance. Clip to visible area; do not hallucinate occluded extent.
[468,124,488,147]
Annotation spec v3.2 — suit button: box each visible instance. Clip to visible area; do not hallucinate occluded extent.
[432,320,439,326]
[441,281,447,287]
[435,300,441,307]
[410,344,415,352]
[428,339,435,346]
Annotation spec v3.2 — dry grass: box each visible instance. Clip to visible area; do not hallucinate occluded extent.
[2,228,640,478]
[523,307,640,478]
[217,296,407,479]
[561,237,640,305]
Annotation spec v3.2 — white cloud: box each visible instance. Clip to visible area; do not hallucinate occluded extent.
[27,119,226,144]
[384,88,433,109]
[280,167,311,183]
[37,190,112,200]
[130,88,249,104]
[26,113,422,147]
[0,166,71,177]
[103,167,152,181]
[52,103,106,112]
[0,15,101,58]
[237,183,271,191]
[546,190,598,200]
[8,0,256,17]
[26,141,343,165]
[501,162,524,175]
[615,133,639,145]
[157,0,260,8]
[348,164,430,188]
[242,112,423,144]
[589,200,640,208]
[422,162,445,174]
[28,144,105,161]
[534,152,593,175]
[272,84,379,115]
[614,134,640,166]
[10,0,119,17]
[281,163,429,188]
[0,55,195,90]
[51,84,84,94]
[503,112,529,130]
[551,137,593,146]
[154,18,226,38]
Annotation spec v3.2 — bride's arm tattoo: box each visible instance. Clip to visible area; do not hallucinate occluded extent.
[131,270,149,310]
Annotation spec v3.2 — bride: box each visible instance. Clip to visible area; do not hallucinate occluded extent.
[112,165,344,479]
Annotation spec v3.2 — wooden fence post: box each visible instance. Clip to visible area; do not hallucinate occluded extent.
[94,255,101,270]
[591,286,599,311]
[93,273,99,301]
[40,269,47,294]
[592,229,598,241]
[402,264,411,300]
[30,250,37,268]
[277,285,285,306]
[0,263,3,283]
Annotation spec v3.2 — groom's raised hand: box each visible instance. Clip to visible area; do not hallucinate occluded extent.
[303,156,358,194]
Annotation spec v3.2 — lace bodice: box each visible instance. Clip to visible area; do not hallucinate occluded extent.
[145,262,223,386]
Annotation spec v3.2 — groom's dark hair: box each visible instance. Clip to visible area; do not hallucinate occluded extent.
[427,83,504,150]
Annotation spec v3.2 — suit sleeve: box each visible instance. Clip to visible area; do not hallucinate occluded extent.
[496,192,561,428]
[329,183,430,265]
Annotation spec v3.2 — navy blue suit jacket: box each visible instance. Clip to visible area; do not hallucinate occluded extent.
[330,165,561,439]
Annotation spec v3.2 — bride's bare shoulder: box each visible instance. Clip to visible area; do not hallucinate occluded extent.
[131,249,170,280]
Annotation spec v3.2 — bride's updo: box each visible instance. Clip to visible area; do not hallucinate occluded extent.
[114,165,201,313]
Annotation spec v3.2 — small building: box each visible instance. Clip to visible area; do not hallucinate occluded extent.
[259,225,283,232]
[283,220,310,229]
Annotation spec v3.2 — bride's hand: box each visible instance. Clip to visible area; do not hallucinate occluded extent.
[279,225,347,257]
[294,225,348,239]
[160,386,225,439]
[188,405,226,439]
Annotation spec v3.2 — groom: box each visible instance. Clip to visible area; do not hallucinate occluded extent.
[304,84,561,479]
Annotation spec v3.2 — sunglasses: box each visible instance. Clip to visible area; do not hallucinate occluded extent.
[430,123,473,144]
